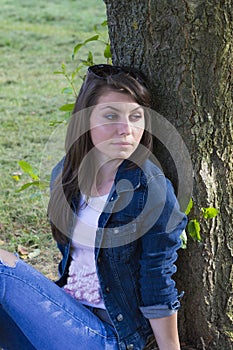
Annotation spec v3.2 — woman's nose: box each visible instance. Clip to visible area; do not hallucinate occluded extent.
[116,121,131,135]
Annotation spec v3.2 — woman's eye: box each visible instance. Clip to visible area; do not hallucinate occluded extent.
[105,114,118,120]
[130,114,142,121]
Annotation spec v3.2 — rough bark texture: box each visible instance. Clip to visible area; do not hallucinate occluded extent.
[103,1,233,349]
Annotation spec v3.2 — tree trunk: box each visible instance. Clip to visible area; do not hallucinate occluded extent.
[103,1,233,349]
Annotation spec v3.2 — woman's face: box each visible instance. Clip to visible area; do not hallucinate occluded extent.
[90,90,145,162]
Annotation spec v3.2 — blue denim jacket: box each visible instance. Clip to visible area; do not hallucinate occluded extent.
[51,158,187,350]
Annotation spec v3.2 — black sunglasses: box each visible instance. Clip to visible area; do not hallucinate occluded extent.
[87,64,147,87]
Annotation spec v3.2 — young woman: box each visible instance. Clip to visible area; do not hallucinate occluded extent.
[0,65,187,350]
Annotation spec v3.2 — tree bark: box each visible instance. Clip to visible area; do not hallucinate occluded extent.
[103,1,233,349]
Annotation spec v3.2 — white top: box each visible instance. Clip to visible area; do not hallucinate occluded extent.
[63,193,109,309]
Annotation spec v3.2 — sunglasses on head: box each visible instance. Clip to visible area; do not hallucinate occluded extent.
[87,64,147,87]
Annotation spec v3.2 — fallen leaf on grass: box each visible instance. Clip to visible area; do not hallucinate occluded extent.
[11,171,22,181]
[17,245,41,260]
[17,244,28,256]
[20,255,28,260]
[28,249,41,259]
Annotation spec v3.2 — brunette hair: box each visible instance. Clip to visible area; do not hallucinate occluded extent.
[48,65,152,244]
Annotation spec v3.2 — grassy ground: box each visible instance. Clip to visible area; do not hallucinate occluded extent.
[0,0,107,278]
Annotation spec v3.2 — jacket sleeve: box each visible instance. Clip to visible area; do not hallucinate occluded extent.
[139,175,187,319]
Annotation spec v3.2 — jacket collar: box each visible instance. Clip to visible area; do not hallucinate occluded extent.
[114,159,142,193]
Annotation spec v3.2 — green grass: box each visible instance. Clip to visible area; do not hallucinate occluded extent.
[0,0,107,273]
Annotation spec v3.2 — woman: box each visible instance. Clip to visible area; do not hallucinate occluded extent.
[0,64,187,350]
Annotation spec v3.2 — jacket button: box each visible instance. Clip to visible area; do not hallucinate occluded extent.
[105,286,110,292]
[113,228,119,234]
[116,313,124,322]
[127,345,134,350]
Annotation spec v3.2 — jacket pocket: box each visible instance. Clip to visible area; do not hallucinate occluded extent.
[101,222,141,249]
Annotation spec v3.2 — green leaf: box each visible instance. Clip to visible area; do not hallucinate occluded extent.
[59,103,75,112]
[201,207,219,219]
[180,230,187,249]
[73,43,83,56]
[16,180,48,192]
[187,219,201,242]
[185,198,193,215]
[16,181,39,192]
[61,63,66,71]
[101,20,108,27]
[73,35,99,57]
[54,63,66,74]
[61,87,73,94]
[86,51,94,66]
[84,34,99,45]
[71,67,81,80]
[104,43,112,59]
[18,161,39,180]
[18,160,33,174]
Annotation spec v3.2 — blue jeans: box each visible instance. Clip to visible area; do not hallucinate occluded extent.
[0,257,119,350]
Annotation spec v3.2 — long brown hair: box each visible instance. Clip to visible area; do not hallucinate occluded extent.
[48,66,152,244]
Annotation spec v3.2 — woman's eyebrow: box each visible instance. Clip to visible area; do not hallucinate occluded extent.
[129,106,143,112]
[99,106,120,111]
[99,105,143,112]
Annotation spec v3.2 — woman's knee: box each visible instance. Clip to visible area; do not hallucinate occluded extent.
[0,249,18,267]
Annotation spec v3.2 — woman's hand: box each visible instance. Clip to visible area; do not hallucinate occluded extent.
[149,313,181,350]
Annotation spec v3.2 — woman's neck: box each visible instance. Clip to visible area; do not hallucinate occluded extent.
[91,158,122,196]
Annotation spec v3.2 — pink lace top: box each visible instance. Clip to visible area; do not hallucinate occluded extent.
[63,193,109,309]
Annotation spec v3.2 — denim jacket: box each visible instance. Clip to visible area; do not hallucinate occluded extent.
[50,158,187,350]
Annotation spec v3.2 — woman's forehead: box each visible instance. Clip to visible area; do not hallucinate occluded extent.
[96,90,137,104]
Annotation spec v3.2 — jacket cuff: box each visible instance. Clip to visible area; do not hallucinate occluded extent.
[140,292,184,319]
[140,304,177,319]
